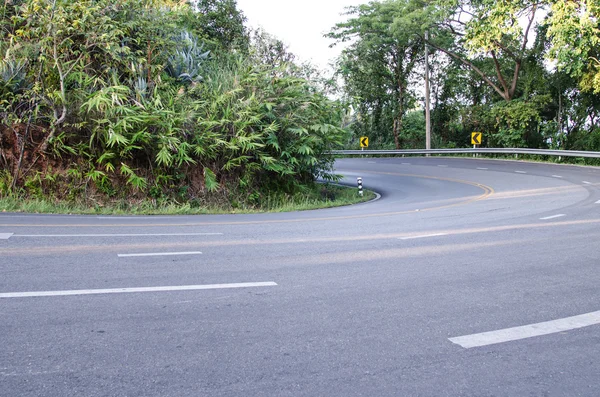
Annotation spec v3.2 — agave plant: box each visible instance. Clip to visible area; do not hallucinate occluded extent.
[166,31,210,84]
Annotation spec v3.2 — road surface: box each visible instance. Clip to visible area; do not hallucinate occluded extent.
[2,157,600,396]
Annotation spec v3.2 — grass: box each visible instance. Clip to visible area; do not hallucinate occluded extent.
[0,184,376,215]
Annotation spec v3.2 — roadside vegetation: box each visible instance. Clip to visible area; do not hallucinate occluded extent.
[0,184,376,214]
[0,0,350,212]
[330,0,600,154]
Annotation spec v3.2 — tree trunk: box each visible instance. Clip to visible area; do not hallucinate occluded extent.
[394,84,404,150]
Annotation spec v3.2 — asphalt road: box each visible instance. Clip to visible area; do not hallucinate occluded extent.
[2,157,600,396]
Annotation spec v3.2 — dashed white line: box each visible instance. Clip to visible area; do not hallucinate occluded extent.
[0,282,278,298]
[449,310,600,349]
[476,167,488,170]
[13,233,223,238]
[583,181,592,185]
[515,171,527,174]
[118,251,203,258]
[438,165,448,167]
[399,233,448,240]
[368,161,377,164]
[540,214,566,220]
[0,233,13,240]
[552,175,563,178]
[401,163,411,165]
[596,200,600,204]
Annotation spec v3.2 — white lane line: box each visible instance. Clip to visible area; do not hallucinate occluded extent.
[540,214,566,220]
[596,200,600,204]
[437,165,448,167]
[401,163,411,165]
[515,171,527,174]
[118,251,202,258]
[368,161,377,164]
[13,233,223,238]
[0,282,278,298]
[552,175,563,178]
[0,233,13,240]
[583,181,592,185]
[399,233,448,240]
[449,310,600,349]
[476,167,488,170]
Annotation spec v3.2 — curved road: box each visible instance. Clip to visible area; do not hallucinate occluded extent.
[2,157,600,396]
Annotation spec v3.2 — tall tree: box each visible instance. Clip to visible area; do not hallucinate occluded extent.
[329,0,424,149]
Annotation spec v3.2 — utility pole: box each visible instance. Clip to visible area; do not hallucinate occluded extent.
[424,31,431,151]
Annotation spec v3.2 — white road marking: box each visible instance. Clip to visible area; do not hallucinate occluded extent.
[552,175,563,178]
[399,233,448,240]
[13,233,223,238]
[476,167,488,170]
[437,165,448,167]
[596,200,600,204]
[401,163,411,165]
[118,251,202,258]
[0,282,278,298]
[583,181,592,185]
[368,161,377,164]
[449,310,600,349]
[0,233,13,240]
[515,171,527,174]
[540,214,566,220]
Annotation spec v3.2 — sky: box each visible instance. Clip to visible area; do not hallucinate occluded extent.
[236,0,365,72]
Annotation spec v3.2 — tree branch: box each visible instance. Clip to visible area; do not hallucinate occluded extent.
[509,4,537,98]
[491,50,509,97]
[426,40,508,100]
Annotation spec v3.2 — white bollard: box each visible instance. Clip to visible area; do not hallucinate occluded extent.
[357,177,363,197]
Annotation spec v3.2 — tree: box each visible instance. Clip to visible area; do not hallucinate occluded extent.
[329,0,424,149]
[422,0,541,102]
[188,0,248,50]
[547,0,600,94]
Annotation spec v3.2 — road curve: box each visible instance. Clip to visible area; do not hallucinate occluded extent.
[2,157,600,396]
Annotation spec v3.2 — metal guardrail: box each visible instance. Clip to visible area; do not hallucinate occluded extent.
[330,148,600,159]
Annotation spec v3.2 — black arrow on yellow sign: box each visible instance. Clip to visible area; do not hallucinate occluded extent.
[360,136,369,148]
[471,132,482,145]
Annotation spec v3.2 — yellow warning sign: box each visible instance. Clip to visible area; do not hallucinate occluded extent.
[471,132,482,145]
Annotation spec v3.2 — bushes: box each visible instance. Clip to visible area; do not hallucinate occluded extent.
[0,0,347,206]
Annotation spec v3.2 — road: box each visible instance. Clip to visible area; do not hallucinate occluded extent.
[2,157,600,396]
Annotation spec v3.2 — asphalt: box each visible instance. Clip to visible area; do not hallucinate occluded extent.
[1,156,600,396]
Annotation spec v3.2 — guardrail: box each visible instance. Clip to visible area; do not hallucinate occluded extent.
[330,148,600,159]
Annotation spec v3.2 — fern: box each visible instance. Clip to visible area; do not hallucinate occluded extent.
[203,167,219,192]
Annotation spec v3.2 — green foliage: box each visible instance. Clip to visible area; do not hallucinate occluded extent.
[547,0,600,93]
[166,31,211,84]
[0,0,346,208]
[489,95,551,147]
[400,111,426,149]
[329,0,424,149]
[331,0,600,153]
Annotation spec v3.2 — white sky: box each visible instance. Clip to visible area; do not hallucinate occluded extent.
[236,0,366,72]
